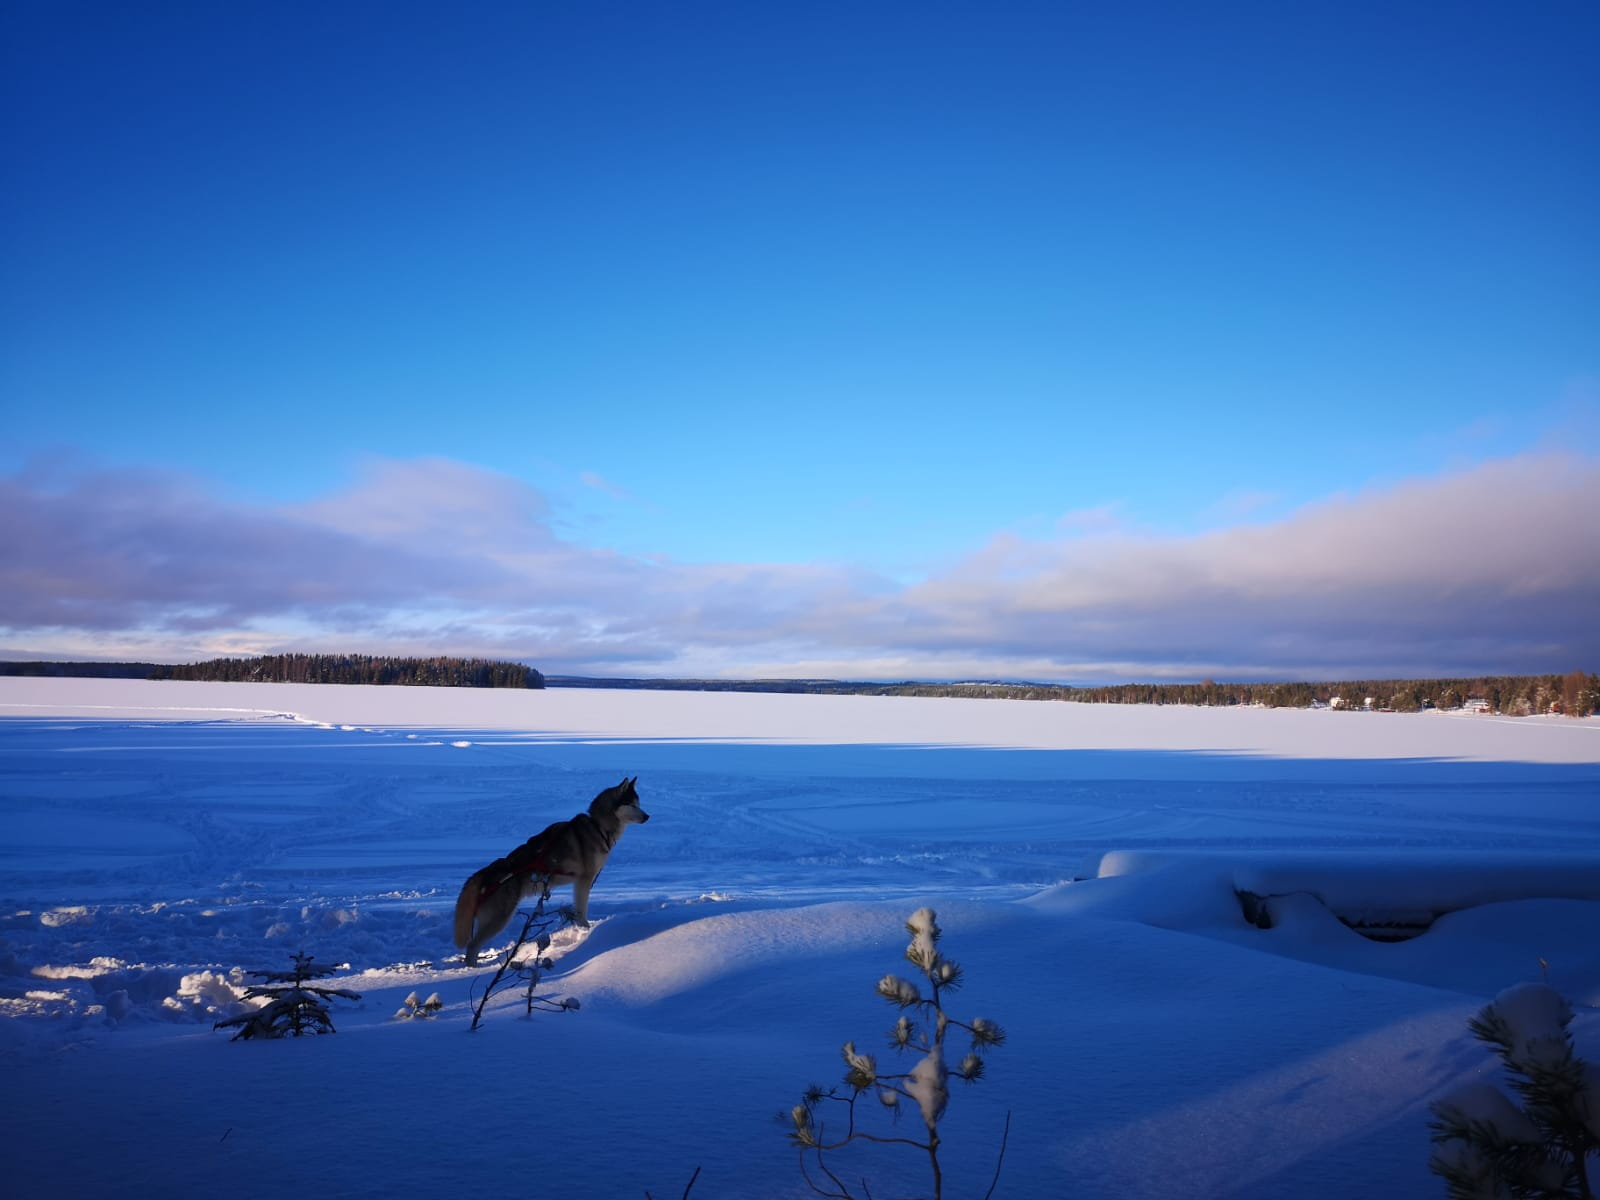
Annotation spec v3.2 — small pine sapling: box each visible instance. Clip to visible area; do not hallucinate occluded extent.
[468,878,582,1032]
[394,991,444,1020]
[789,908,1009,1200]
[213,952,361,1040]
[1429,981,1599,1199]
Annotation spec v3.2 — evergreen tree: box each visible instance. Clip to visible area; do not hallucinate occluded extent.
[1430,982,1599,1198]
[213,953,361,1040]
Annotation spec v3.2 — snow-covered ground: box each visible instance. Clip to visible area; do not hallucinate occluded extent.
[2,678,1597,1198]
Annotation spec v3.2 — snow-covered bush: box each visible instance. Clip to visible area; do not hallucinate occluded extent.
[393,990,443,1021]
[1429,982,1598,1199]
[212,952,361,1040]
[788,908,1008,1200]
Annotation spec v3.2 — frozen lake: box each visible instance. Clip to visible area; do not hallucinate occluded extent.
[3,679,1596,919]
[2,679,1597,1199]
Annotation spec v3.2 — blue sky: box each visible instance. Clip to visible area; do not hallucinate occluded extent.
[3,2,1596,679]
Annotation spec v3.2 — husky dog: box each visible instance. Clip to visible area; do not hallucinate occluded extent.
[452,777,649,965]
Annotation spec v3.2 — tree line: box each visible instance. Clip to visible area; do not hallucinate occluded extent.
[1022,671,1598,716]
[150,654,544,689]
[0,660,164,679]
[4,660,1592,712]
[549,671,1598,716]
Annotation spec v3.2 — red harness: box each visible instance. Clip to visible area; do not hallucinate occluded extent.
[470,814,612,912]
[473,833,554,907]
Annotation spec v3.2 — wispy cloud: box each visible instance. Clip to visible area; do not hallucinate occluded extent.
[1056,503,1128,535]
[578,470,634,502]
[3,453,1595,680]
[1197,488,1281,526]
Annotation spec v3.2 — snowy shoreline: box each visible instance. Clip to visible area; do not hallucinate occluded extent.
[5,675,1598,759]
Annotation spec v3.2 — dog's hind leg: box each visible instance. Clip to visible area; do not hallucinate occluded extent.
[463,879,524,966]
[453,867,492,951]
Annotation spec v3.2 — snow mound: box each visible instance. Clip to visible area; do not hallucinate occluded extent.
[161,969,251,1021]
[550,900,1015,1017]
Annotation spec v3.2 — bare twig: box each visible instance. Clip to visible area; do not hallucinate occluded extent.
[981,1111,1012,1200]
[648,1167,702,1200]
[468,883,573,1031]
[798,1150,855,1200]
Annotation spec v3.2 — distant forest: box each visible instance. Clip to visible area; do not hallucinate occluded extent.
[1,654,542,689]
[548,671,1599,717]
[0,660,164,679]
[4,660,1593,714]
[155,654,543,688]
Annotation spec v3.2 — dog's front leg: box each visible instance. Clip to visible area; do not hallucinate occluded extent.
[570,875,593,927]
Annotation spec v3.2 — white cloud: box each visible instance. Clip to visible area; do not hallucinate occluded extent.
[294,456,552,548]
[2,452,1595,680]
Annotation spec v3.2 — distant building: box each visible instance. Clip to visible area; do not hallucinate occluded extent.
[1463,698,1490,713]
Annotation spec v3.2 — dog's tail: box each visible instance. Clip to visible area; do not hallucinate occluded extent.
[453,866,490,948]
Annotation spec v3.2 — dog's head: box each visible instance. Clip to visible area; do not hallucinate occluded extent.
[592,775,650,826]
